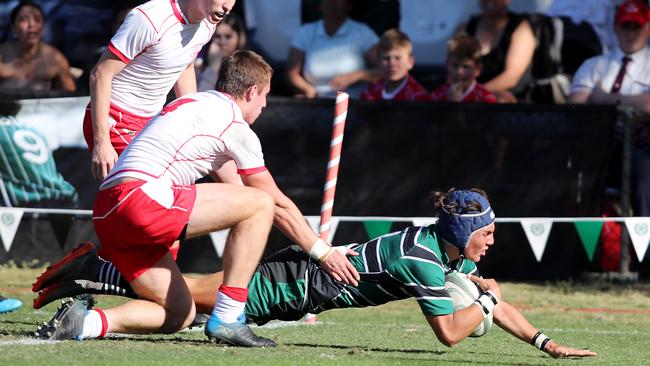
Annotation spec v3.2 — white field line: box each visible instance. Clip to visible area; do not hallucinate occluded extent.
[0,338,58,346]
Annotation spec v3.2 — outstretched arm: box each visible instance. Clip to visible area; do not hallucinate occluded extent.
[493,299,597,358]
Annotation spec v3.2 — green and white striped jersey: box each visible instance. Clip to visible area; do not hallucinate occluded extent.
[0,116,78,207]
[317,225,478,316]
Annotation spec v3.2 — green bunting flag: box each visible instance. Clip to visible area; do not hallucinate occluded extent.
[574,221,603,261]
[363,220,393,240]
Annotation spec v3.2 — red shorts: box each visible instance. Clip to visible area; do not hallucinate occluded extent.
[92,180,197,282]
[83,103,152,154]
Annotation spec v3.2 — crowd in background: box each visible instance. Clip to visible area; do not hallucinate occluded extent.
[0,0,626,102]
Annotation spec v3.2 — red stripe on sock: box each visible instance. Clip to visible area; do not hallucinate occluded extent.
[95,308,108,337]
[218,284,248,302]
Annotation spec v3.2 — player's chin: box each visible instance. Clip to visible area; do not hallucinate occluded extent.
[209,14,224,24]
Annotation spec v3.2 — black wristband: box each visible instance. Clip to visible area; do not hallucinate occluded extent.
[540,337,552,351]
[531,331,542,345]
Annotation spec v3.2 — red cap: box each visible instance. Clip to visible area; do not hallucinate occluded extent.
[615,0,650,26]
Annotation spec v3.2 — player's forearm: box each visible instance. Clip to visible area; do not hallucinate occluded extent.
[89,70,113,145]
[272,202,321,253]
[174,62,198,97]
[428,305,487,347]
[493,300,540,345]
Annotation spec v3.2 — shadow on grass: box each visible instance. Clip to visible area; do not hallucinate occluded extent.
[286,342,548,364]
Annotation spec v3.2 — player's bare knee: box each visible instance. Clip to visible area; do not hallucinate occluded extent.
[252,190,275,219]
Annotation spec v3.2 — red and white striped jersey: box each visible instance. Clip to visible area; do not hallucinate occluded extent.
[101,91,266,188]
[430,81,497,103]
[108,0,216,117]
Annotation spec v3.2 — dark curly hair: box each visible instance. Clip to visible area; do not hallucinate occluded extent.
[430,187,489,216]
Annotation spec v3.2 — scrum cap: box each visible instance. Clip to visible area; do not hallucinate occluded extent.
[437,190,495,250]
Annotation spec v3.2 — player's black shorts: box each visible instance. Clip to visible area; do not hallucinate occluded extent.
[245,245,344,325]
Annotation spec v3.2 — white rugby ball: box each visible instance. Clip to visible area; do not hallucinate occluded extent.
[444,271,493,337]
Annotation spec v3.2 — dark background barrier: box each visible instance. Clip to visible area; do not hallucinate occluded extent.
[1,98,626,280]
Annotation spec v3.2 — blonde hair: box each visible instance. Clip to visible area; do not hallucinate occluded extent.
[216,50,273,98]
[379,28,413,55]
[447,33,482,64]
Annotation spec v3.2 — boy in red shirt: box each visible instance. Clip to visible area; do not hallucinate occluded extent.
[431,34,497,103]
[360,29,429,101]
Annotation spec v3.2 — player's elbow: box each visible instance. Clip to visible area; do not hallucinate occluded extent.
[434,329,462,347]
[436,334,460,347]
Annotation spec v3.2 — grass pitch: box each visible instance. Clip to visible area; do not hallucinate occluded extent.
[2,265,650,365]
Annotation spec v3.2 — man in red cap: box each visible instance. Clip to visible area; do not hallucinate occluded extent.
[569,0,650,219]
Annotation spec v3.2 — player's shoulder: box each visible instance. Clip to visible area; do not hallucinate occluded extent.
[129,0,178,31]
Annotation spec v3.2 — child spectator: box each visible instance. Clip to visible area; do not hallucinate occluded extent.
[431,34,497,103]
[360,29,429,101]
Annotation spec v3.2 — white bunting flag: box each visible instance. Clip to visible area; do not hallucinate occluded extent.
[0,208,24,252]
[209,228,231,257]
[305,216,339,243]
[521,219,553,262]
[625,217,650,262]
[306,216,320,233]
[412,217,437,227]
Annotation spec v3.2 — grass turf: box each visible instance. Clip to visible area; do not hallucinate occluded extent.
[2,265,649,365]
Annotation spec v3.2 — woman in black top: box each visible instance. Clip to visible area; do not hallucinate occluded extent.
[462,0,536,102]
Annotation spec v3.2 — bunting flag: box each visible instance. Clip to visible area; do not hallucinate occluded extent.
[305,216,340,243]
[0,208,24,252]
[574,221,603,261]
[363,220,393,240]
[412,218,437,227]
[306,216,320,233]
[48,215,75,250]
[625,217,650,262]
[209,228,231,257]
[521,219,553,262]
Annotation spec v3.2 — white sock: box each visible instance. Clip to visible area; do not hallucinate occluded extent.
[212,291,245,323]
[80,310,106,339]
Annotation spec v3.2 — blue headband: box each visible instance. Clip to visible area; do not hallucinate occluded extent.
[436,190,495,250]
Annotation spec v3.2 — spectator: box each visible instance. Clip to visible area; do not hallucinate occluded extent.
[286,0,380,98]
[360,29,429,101]
[0,1,76,93]
[461,0,536,103]
[569,0,650,217]
[195,13,246,91]
[430,33,497,103]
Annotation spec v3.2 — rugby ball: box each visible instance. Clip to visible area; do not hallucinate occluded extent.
[444,271,493,337]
